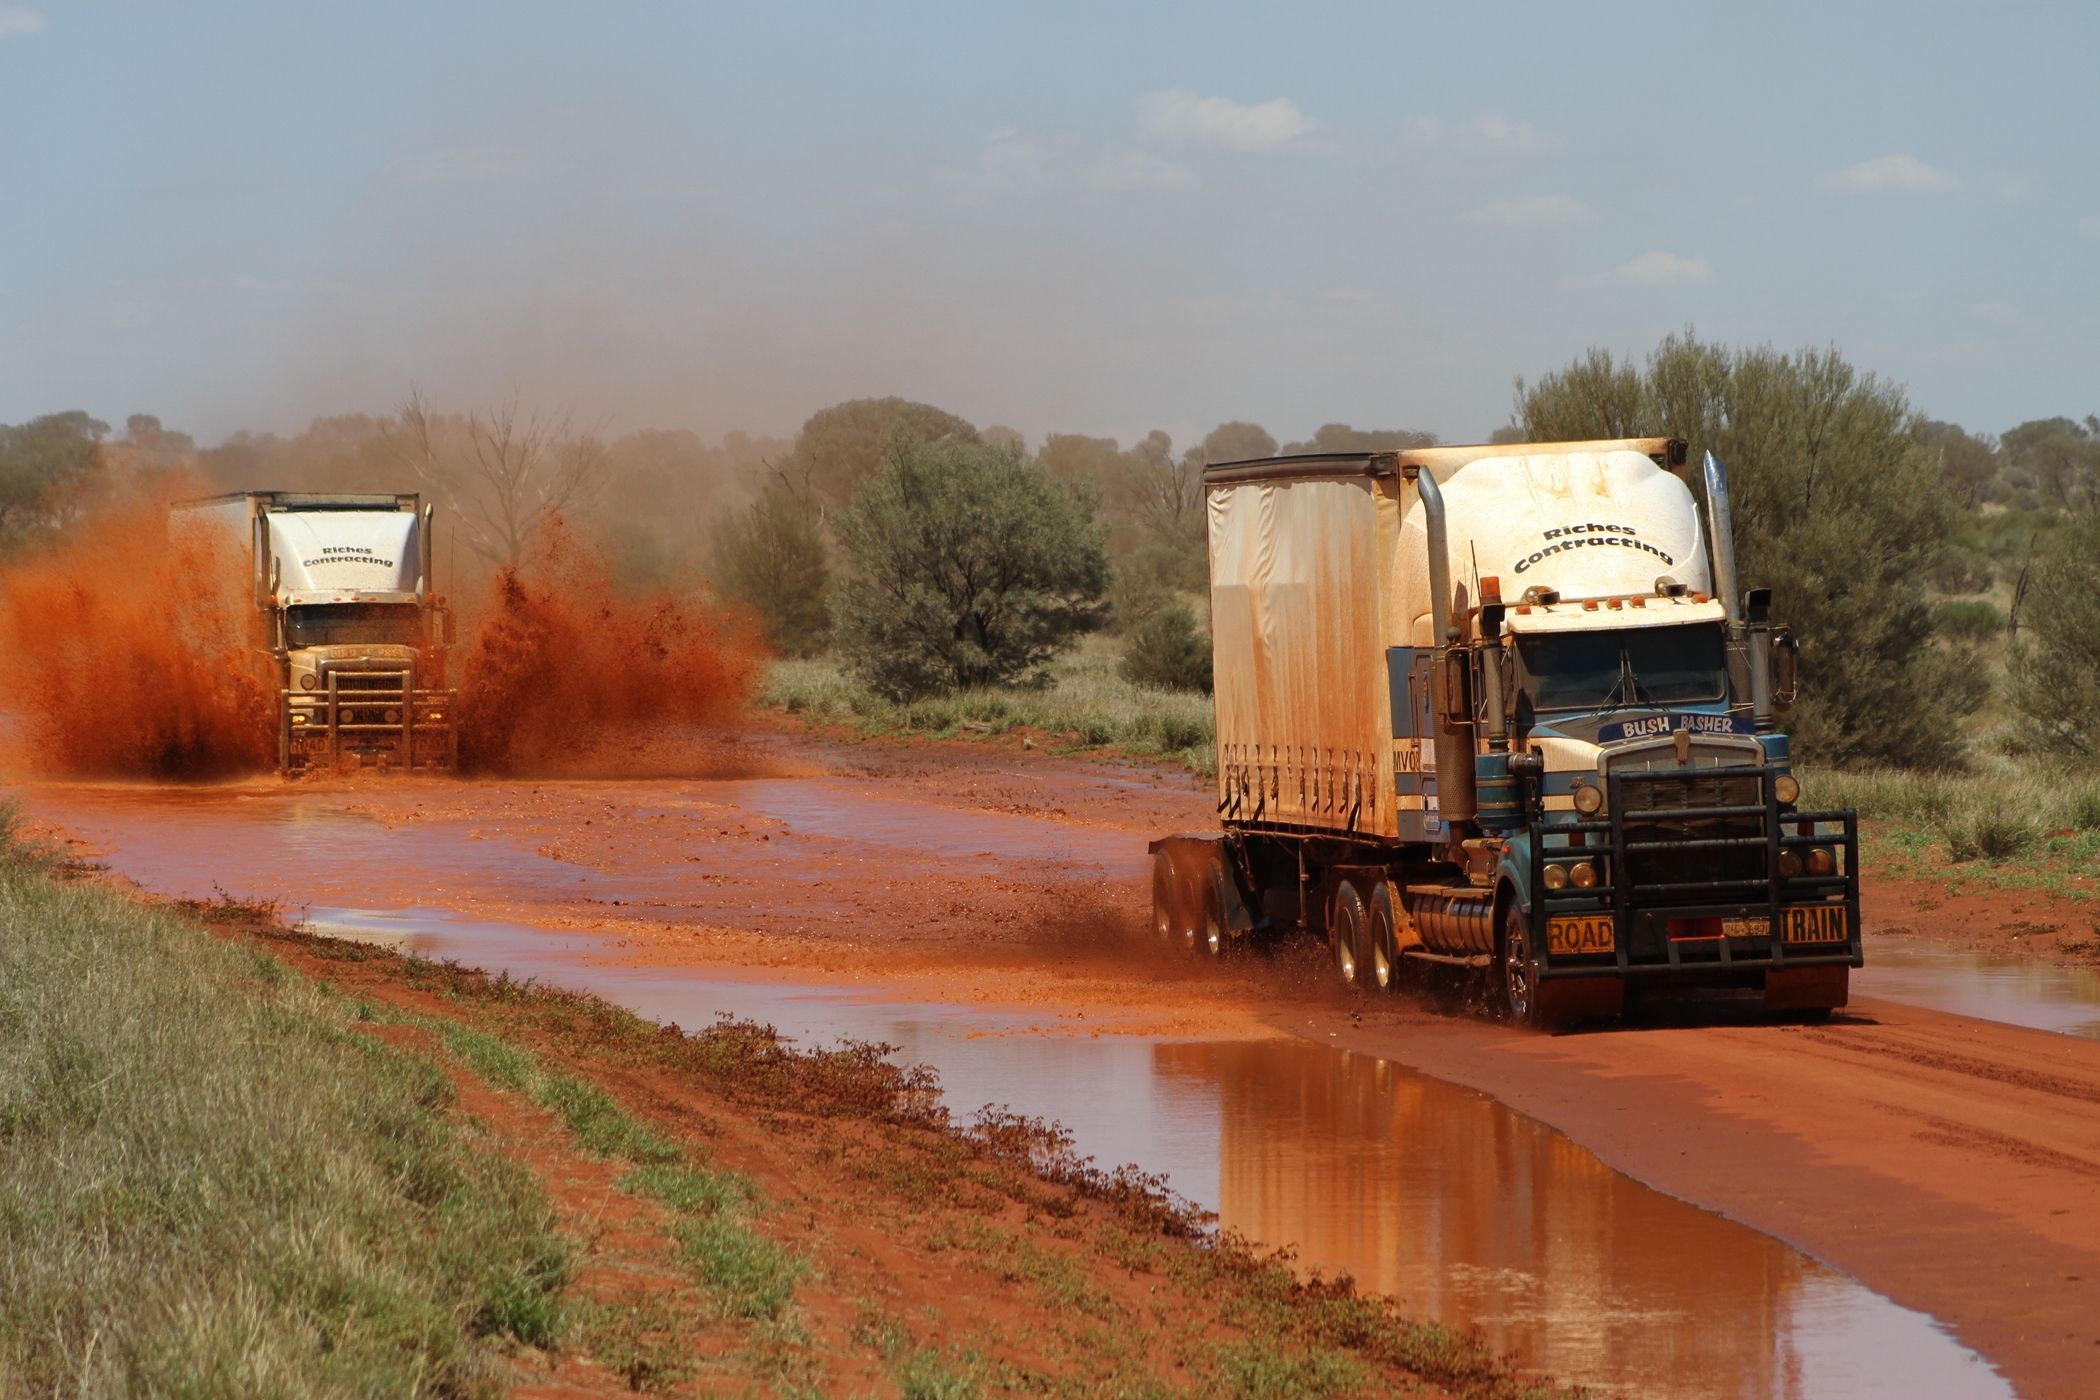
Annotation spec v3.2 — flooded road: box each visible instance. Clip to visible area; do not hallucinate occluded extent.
[312,905,2008,1399]
[1856,943,2100,1040]
[12,756,2100,1399]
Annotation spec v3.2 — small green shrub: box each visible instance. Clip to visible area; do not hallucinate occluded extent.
[1941,799,2042,862]
[1934,598,2004,640]
[1118,601,1214,695]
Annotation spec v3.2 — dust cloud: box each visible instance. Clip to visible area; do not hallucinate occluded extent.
[453,523,765,775]
[0,492,277,778]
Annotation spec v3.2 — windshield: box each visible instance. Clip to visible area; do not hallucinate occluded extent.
[284,603,423,650]
[1515,623,1726,712]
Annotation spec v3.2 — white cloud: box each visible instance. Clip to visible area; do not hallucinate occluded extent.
[1138,89,1316,152]
[1971,300,2023,326]
[1820,154,1958,194]
[0,7,46,38]
[1403,113,1559,154]
[1462,195,1588,228]
[2079,216,2100,238]
[1603,251,1714,286]
[939,128,1051,195]
[1086,145,1197,191]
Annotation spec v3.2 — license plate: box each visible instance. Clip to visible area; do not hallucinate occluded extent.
[1722,917,1770,940]
[1782,904,1848,944]
[1546,915,1615,956]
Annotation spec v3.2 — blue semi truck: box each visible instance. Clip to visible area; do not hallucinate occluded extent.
[1150,437,1860,1027]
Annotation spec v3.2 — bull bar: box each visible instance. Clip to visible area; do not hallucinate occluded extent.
[281,668,458,770]
[1528,764,1861,980]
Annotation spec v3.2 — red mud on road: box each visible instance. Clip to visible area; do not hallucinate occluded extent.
[10,729,2100,1397]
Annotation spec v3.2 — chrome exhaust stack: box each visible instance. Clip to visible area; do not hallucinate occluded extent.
[1407,465,1476,826]
[1703,451,1776,732]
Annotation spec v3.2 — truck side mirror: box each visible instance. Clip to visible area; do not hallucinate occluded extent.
[440,609,457,647]
[1771,631,1800,709]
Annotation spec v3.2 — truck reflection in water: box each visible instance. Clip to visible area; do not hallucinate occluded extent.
[1150,1038,2005,1400]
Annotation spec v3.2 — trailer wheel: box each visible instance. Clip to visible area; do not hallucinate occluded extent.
[1330,882,1368,988]
[1151,851,1178,946]
[1501,901,1548,1028]
[1367,883,1403,993]
[1198,878,1227,958]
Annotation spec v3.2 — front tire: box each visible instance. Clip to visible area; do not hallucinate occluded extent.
[1502,901,1550,1028]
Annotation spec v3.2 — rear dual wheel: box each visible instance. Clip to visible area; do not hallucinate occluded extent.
[1152,849,1226,959]
[1332,880,1403,992]
[1331,883,1366,986]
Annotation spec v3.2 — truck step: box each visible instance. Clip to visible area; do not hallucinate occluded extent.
[1400,949,1493,969]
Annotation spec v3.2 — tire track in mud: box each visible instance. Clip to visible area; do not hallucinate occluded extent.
[1798,1024,2100,1108]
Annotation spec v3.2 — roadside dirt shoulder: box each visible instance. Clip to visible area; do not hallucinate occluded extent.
[198,906,1556,1400]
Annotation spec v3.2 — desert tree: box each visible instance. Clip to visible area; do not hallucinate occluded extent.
[392,390,608,568]
[709,478,832,657]
[783,397,977,512]
[2007,510,2100,757]
[833,439,1107,699]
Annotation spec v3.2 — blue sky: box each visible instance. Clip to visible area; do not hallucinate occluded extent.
[1,1,2093,449]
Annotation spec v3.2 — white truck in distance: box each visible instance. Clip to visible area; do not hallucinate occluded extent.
[179,492,457,772]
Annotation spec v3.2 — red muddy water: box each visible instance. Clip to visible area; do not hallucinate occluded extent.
[20,737,2091,1397]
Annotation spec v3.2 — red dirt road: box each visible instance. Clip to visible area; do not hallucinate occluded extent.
[14,727,2100,1398]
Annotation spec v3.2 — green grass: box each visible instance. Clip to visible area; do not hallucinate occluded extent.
[433,1023,801,1323]
[1801,762,2100,896]
[763,637,1216,775]
[0,812,567,1397]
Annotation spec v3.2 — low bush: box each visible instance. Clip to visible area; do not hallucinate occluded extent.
[1934,598,2004,640]
[1941,799,2043,862]
[764,642,1216,772]
[1118,601,1214,695]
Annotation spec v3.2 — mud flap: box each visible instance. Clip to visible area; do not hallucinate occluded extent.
[1146,834,1260,937]
[1764,966,1849,1012]
[1536,977,1625,1025]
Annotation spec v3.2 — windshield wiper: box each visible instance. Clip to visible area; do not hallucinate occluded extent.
[1598,644,1641,711]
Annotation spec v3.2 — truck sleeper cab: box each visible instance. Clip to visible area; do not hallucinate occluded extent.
[1149,437,1860,1028]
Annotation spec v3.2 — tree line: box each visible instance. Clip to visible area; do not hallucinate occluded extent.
[3,336,2094,768]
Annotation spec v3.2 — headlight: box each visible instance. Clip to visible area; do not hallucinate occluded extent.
[1774,774,1800,805]
[1778,850,1803,878]
[1573,783,1604,815]
[1542,863,1569,891]
[384,708,400,723]
[1807,847,1836,876]
[300,674,318,691]
[1570,861,1598,889]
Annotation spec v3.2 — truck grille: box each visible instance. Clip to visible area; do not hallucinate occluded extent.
[1615,770,1767,894]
